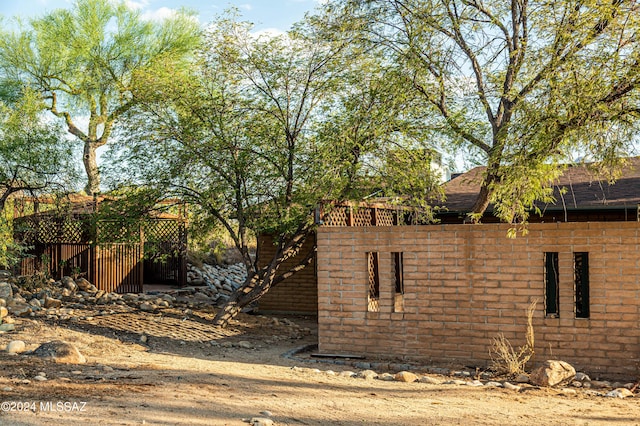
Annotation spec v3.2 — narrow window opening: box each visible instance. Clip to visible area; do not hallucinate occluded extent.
[367,252,380,312]
[392,252,404,312]
[574,252,590,318]
[544,252,559,317]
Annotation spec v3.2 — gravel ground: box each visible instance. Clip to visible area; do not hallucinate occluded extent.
[0,306,639,426]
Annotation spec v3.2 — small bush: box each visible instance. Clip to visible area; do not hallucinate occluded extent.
[489,299,537,377]
[0,215,27,269]
[186,249,212,268]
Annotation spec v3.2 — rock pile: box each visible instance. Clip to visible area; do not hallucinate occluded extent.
[0,261,246,326]
[186,262,247,298]
[0,270,16,331]
[0,270,229,324]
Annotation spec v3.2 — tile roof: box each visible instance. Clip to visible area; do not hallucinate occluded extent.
[443,157,640,213]
[14,194,184,220]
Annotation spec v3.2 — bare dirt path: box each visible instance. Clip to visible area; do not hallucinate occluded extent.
[0,308,639,426]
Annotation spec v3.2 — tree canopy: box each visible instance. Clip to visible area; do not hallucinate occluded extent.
[5,0,639,321]
[323,0,640,226]
[0,87,74,211]
[0,86,75,267]
[0,0,200,194]
[105,13,440,325]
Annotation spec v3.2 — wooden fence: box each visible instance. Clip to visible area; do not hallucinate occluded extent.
[320,203,418,227]
[17,243,146,293]
[19,243,92,279]
[15,212,186,293]
[95,244,144,293]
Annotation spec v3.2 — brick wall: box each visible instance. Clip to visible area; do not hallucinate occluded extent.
[256,233,317,314]
[317,222,640,377]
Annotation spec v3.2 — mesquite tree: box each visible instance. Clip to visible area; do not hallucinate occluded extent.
[106,15,439,326]
[0,0,200,195]
[0,86,75,267]
[324,0,640,227]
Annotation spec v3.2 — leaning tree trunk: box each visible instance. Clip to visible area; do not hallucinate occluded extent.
[213,228,316,327]
[213,271,276,327]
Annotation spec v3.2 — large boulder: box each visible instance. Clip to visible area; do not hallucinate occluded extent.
[6,340,26,354]
[7,302,32,317]
[61,276,77,292]
[394,371,419,383]
[75,277,92,291]
[32,341,86,364]
[529,360,576,387]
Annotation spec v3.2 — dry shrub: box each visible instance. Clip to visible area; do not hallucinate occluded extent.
[490,299,537,377]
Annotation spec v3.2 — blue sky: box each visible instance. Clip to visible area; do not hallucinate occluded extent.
[0,0,322,32]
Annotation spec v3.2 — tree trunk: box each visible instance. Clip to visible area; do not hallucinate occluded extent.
[0,193,7,213]
[83,141,101,195]
[470,167,499,220]
[213,273,273,327]
[471,183,491,219]
[213,229,315,327]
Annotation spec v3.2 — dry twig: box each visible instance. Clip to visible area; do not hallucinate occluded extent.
[489,299,537,377]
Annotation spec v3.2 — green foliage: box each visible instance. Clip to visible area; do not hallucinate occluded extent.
[0,87,75,203]
[371,147,445,221]
[325,0,640,225]
[0,86,74,267]
[0,211,25,268]
[105,11,442,275]
[489,162,564,236]
[0,0,201,194]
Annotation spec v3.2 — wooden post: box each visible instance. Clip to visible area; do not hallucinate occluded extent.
[139,223,145,292]
[180,220,187,287]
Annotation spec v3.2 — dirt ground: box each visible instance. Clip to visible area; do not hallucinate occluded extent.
[0,305,639,426]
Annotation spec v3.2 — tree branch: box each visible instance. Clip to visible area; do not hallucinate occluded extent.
[49,92,90,143]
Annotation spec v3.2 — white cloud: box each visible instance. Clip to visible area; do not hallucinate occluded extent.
[141,7,178,22]
[238,4,253,11]
[124,0,150,10]
[107,0,149,10]
[251,27,286,39]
